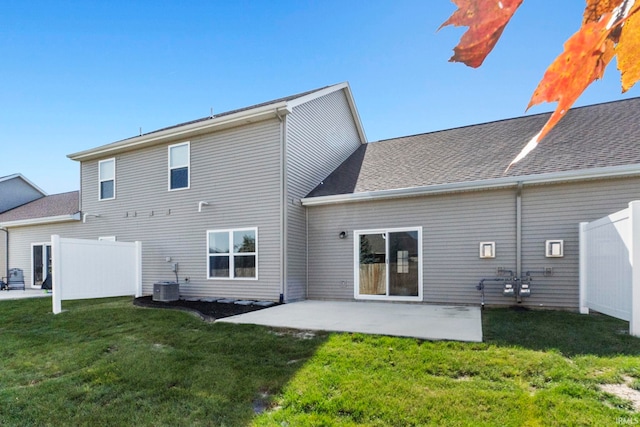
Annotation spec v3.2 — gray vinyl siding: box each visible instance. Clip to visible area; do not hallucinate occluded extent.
[307,189,517,304]
[63,118,283,301]
[6,221,80,288]
[285,89,363,301]
[0,178,43,213]
[307,176,640,308]
[520,177,640,309]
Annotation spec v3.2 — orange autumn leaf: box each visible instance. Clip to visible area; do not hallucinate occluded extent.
[617,4,640,91]
[439,0,523,68]
[505,14,616,170]
[439,0,640,170]
[583,0,621,23]
[526,15,616,143]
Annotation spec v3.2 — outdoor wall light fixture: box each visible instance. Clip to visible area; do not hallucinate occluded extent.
[82,213,101,223]
[339,231,347,239]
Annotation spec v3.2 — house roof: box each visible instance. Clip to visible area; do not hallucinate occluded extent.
[0,191,80,227]
[303,97,640,205]
[68,82,367,161]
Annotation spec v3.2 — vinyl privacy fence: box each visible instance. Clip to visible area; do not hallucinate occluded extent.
[51,235,142,314]
[579,201,640,337]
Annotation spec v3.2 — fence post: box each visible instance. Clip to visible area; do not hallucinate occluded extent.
[579,222,589,315]
[630,202,640,337]
[51,235,62,314]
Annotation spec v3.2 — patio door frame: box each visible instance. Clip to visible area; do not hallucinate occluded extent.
[353,227,423,302]
[31,242,52,288]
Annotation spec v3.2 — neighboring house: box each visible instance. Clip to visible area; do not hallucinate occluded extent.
[0,174,47,279]
[0,83,366,302]
[0,191,80,286]
[1,84,639,310]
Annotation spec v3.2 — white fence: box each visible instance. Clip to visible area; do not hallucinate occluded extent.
[51,235,142,314]
[579,201,640,337]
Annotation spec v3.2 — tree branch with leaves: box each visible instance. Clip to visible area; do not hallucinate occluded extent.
[440,0,640,169]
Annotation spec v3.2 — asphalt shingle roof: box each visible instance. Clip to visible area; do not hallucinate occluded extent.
[307,97,640,197]
[118,85,332,141]
[0,191,79,223]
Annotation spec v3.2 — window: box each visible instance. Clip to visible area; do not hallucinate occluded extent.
[397,250,409,273]
[99,158,115,200]
[207,228,257,279]
[169,142,189,190]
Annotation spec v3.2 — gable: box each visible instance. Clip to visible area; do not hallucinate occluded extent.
[0,174,46,213]
[67,82,365,163]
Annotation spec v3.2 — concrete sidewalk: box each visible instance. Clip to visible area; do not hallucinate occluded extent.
[0,289,51,301]
[219,300,483,342]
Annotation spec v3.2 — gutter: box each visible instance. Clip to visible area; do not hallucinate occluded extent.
[0,212,81,228]
[67,83,368,163]
[301,164,640,206]
[67,104,293,162]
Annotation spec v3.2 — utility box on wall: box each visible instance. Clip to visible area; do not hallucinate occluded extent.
[546,240,564,258]
[479,242,496,259]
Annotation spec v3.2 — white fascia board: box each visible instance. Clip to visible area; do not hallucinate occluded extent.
[286,82,368,144]
[0,173,20,183]
[286,82,349,108]
[67,103,290,161]
[301,164,640,206]
[342,84,368,144]
[0,213,81,228]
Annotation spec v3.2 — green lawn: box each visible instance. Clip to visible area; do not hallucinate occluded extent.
[0,298,639,426]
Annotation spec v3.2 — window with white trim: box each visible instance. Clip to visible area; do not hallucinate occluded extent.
[207,228,257,279]
[168,142,190,190]
[99,158,115,200]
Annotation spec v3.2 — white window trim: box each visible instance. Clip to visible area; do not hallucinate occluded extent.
[353,226,423,302]
[207,227,258,281]
[168,141,190,191]
[98,158,116,201]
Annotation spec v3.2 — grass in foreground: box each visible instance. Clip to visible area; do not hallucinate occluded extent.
[1,299,640,426]
[255,307,640,426]
[0,297,326,426]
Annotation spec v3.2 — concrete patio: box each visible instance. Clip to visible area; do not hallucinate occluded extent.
[0,289,51,301]
[219,300,483,342]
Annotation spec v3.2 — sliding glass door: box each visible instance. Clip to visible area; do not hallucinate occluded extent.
[355,228,422,301]
[32,243,51,288]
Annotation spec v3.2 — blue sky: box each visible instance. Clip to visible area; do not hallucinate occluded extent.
[2,1,638,194]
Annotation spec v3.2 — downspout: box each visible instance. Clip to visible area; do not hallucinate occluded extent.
[306,207,309,299]
[276,109,288,304]
[516,182,523,301]
[0,227,7,281]
[78,161,83,213]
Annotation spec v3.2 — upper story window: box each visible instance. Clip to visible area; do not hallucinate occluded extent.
[169,142,190,191]
[98,158,115,200]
